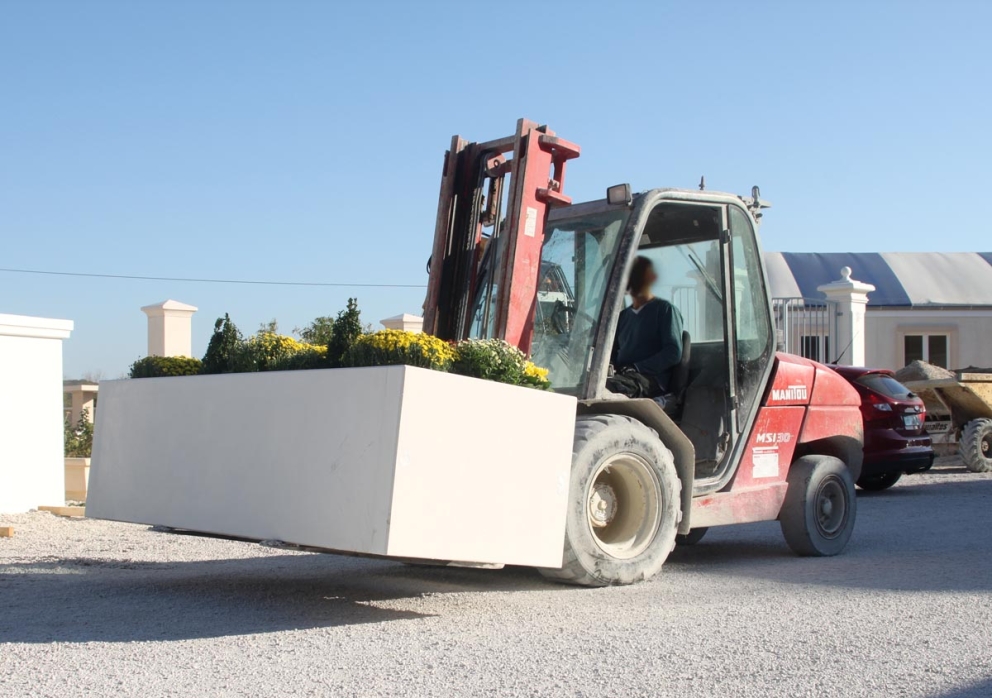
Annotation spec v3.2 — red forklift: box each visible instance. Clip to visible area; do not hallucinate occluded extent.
[424,119,864,586]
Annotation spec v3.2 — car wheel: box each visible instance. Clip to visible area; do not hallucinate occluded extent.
[780,455,857,556]
[856,471,902,491]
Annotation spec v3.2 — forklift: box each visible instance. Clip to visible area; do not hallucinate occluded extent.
[424,119,864,586]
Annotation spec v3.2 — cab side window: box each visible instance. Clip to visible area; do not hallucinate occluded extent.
[729,206,773,427]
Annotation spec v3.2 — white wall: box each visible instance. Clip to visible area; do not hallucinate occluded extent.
[0,314,73,513]
[864,309,992,370]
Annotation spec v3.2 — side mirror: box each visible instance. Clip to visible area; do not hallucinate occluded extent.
[607,183,632,206]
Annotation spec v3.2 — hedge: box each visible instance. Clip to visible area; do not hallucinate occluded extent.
[129,355,204,378]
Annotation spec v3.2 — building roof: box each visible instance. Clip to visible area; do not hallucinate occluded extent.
[764,252,992,308]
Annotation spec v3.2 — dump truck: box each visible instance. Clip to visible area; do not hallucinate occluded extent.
[901,371,992,472]
[88,119,864,587]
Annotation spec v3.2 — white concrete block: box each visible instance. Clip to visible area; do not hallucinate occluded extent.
[87,366,576,567]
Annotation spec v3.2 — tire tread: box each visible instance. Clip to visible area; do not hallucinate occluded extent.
[539,414,681,587]
[960,418,992,473]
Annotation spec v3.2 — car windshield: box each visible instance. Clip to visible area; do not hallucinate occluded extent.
[530,208,629,394]
[857,374,914,400]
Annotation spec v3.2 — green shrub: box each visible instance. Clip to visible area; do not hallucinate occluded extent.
[327,298,364,368]
[268,345,329,371]
[347,329,455,370]
[64,409,94,458]
[452,338,551,390]
[129,355,204,378]
[201,314,243,374]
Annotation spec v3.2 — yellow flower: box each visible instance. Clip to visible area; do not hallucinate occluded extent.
[351,330,455,369]
[523,361,549,380]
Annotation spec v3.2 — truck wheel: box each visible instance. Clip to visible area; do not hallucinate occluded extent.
[856,472,902,491]
[539,414,681,587]
[960,418,992,473]
[780,456,856,556]
[675,527,708,546]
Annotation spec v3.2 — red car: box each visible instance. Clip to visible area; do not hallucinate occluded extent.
[831,365,935,491]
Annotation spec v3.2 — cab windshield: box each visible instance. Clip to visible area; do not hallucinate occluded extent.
[531,208,629,394]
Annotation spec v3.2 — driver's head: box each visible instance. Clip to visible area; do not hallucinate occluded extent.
[627,256,657,297]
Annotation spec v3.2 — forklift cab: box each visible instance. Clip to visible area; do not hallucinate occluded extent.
[531,189,775,489]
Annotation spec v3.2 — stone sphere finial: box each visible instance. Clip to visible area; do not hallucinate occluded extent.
[840,266,852,281]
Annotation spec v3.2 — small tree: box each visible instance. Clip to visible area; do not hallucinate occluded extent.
[297,316,336,345]
[328,298,363,367]
[64,409,94,458]
[201,314,243,374]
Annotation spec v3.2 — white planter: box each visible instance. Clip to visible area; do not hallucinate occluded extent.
[87,366,576,568]
[64,457,91,501]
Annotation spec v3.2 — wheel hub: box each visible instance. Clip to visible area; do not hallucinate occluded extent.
[814,476,847,539]
[588,482,618,528]
[820,498,833,517]
[585,454,664,560]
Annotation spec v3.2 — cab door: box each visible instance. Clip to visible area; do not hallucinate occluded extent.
[726,204,776,434]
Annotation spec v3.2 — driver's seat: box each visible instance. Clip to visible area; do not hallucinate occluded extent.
[662,331,692,418]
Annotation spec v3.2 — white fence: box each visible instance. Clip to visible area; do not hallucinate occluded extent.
[772,297,839,364]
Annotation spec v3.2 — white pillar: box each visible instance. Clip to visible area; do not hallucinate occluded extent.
[0,313,73,513]
[817,267,874,366]
[65,382,99,424]
[380,314,424,333]
[141,300,198,357]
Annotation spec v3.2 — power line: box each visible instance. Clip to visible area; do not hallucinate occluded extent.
[0,267,427,289]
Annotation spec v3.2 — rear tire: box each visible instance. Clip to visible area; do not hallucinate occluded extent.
[675,527,708,546]
[856,471,902,491]
[780,456,856,556]
[539,414,681,587]
[960,418,992,473]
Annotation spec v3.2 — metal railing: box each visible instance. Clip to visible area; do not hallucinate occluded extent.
[772,297,839,363]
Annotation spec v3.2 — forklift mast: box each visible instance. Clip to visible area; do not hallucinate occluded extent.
[423,118,580,353]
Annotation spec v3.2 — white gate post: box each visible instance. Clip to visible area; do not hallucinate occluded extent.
[0,313,73,513]
[141,300,198,357]
[817,267,874,366]
[380,314,424,333]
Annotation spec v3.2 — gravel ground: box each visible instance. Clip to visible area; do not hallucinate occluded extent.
[2,459,991,698]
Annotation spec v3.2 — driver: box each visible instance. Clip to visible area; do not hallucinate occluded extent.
[608,256,684,399]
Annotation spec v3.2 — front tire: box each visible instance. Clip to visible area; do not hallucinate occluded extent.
[539,414,681,587]
[780,456,857,556]
[856,471,902,491]
[960,418,992,473]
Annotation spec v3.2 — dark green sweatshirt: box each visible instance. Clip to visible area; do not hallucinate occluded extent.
[611,298,684,390]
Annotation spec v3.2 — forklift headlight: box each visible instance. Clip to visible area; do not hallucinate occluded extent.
[607,183,632,206]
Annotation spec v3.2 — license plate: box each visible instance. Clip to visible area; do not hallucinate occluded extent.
[903,414,923,428]
[927,420,950,434]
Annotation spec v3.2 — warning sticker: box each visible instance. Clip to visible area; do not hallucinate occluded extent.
[524,207,538,237]
[752,447,779,479]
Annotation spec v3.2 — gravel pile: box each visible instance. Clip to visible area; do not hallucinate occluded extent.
[2,459,992,697]
[895,360,955,383]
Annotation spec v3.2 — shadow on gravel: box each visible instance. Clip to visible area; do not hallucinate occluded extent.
[673,476,992,594]
[0,553,555,644]
[935,678,992,698]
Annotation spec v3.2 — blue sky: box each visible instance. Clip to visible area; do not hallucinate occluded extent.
[2,0,990,378]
